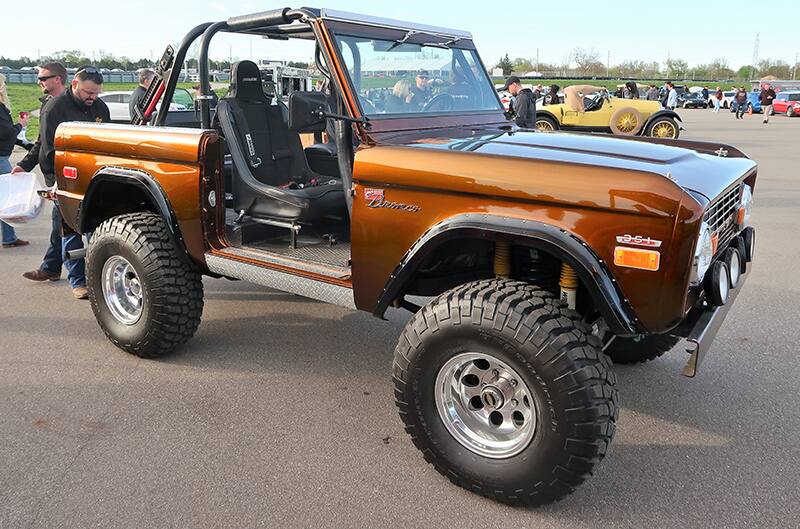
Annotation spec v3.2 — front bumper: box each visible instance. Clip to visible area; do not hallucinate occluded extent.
[673,254,750,378]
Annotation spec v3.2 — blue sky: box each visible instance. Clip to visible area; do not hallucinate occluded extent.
[4,1,798,69]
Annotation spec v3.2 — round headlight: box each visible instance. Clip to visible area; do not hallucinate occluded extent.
[740,184,753,226]
[693,222,713,285]
[706,261,730,306]
[724,247,742,288]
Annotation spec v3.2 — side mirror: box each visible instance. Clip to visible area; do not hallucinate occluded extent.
[288,91,328,133]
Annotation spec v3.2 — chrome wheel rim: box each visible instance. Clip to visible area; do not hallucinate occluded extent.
[102,256,143,325]
[435,352,536,459]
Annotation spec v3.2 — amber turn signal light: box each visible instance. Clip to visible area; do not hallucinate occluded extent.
[613,247,660,271]
[737,206,746,225]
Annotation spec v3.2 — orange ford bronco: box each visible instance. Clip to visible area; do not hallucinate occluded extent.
[53,8,756,506]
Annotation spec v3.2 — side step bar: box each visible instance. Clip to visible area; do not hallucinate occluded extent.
[205,253,356,310]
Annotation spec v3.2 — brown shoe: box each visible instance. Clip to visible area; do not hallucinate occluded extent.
[22,269,61,282]
[2,239,30,248]
[72,286,89,300]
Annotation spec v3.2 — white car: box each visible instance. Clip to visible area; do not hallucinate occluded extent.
[99,89,193,122]
[707,90,736,109]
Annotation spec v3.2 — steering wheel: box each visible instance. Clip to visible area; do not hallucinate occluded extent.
[422,93,455,112]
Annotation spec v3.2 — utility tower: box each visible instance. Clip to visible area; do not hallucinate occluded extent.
[751,33,759,81]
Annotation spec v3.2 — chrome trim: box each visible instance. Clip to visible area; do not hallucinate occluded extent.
[319,9,472,39]
[681,263,749,377]
[704,183,742,252]
[205,253,356,309]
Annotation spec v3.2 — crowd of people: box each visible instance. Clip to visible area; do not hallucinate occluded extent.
[1,62,110,300]
[501,75,780,127]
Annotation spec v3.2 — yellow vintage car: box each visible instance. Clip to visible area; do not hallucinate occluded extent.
[535,86,682,139]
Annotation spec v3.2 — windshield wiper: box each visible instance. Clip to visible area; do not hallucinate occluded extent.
[388,31,463,51]
[387,30,420,51]
[421,37,463,49]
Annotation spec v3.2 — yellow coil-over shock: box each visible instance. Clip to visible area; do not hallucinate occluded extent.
[494,240,511,278]
[559,263,578,309]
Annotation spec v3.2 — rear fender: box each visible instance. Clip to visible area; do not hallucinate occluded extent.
[374,213,644,335]
[644,110,683,128]
[80,167,190,260]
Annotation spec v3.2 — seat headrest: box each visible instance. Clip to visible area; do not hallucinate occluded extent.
[229,60,269,102]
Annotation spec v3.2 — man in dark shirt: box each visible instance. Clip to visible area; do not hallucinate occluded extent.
[759,83,776,124]
[19,67,110,299]
[407,70,434,111]
[129,68,154,120]
[502,76,536,129]
[13,62,68,177]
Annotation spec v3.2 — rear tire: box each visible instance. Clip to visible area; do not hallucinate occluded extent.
[87,213,204,358]
[393,279,618,506]
[535,114,559,132]
[604,334,679,364]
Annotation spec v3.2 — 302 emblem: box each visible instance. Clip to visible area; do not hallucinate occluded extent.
[615,234,662,248]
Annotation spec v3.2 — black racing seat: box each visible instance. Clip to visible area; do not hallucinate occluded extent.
[216,60,345,224]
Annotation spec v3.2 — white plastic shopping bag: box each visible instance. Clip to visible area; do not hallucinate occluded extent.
[0,172,44,226]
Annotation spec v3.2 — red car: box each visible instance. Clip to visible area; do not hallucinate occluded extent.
[772,91,800,117]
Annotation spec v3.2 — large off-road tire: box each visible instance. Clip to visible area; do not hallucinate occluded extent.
[604,334,679,364]
[393,279,618,507]
[87,212,204,358]
[645,116,680,139]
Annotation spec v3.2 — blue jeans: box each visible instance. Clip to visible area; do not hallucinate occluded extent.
[0,156,19,245]
[41,201,86,288]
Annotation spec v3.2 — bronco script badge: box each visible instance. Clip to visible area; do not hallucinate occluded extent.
[364,188,421,213]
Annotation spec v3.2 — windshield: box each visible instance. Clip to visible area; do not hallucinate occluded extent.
[334,34,502,117]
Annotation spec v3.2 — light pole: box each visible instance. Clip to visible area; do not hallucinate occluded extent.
[607,50,610,78]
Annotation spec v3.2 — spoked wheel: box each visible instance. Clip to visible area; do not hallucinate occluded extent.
[645,117,680,139]
[393,279,618,506]
[535,115,558,132]
[610,107,644,135]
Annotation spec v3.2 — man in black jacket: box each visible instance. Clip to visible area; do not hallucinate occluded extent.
[502,76,536,128]
[18,67,110,299]
[760,83,776,124]
[13,62,68,177]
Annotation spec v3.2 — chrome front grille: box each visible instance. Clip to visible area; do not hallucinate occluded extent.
[704,183,742,252]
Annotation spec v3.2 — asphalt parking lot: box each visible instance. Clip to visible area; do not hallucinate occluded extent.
[1,108,798,529]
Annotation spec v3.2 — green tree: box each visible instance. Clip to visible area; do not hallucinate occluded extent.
[665,58,688,79]
[511,57,533,74]
[497,54,513,76]
[736,65,755,80]
[757,58,790,79]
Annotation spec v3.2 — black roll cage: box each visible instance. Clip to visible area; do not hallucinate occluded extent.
[157,8,320,129]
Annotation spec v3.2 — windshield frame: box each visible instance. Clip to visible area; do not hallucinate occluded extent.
[324,20,506,131]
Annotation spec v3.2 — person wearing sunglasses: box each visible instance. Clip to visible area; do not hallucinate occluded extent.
[12,62,67,179]
[19,66,110,300]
